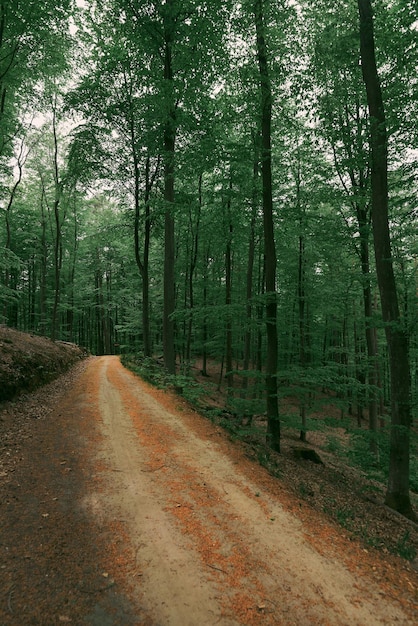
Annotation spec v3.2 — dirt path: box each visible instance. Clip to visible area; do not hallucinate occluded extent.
[89,356,417,625]
[1,355,417,625]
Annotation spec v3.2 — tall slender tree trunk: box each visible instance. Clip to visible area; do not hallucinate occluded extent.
[201,245,210,377]
[95,262,104,356]
[104,266,113,354]
[242,130,260,406]
[357,0,415,519]
[39,192,47,334]
[162,0,176,375]
[254,0,280,452]
[51,197,62,341]
[185,174,202,370]
[295,154,308,442]
[357,206,379,449]
[66,201,78,342]
[225,179,234,396]
[353,316,365,425]
[28,255,36,331]
[255,251,264,380]
[51,102,63,342]
[133,153,158,358]
[298,231,307,440]
[3,139,25,324]
[142,285,151,356]
[242,214,256,384]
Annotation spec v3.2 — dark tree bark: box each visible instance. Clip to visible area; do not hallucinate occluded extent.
[225,178,234,395]
[357,0,415,519]
[294,153,309,442]
[357,203,379,449]
[133,152,159,358]
[201,245,210,377]
[50,100,64,342]
[39,189,48,334]
[162,0,176,375]
[298,234,307,440]
[142,156,156,357]
[51,196,62,342]
[184,174,202,370]
[242,131,260,407]
[2,138,24,324]
[254,0,280,452]
[65,200,79,341]
[94,260,104,356]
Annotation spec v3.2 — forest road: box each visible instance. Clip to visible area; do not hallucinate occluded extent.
[79,356,416,626]
[2,355,416,625]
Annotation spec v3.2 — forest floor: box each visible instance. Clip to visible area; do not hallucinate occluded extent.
[0,340,417,624]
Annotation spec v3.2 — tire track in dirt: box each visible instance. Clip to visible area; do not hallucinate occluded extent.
[97,357,230,626]
[90,356,416,625]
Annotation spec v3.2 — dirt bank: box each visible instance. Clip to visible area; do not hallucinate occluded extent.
[0,326,85,402]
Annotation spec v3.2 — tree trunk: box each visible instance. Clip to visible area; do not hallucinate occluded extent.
[163,161,176,374]
[51,102,63,342]
[51,198,62,342]
[353,317,365,426]
[225,180,234,396]
[254,0,280,452]
[242,131,260,405]
[298,229,307,442]
[357,206,379,450]
[295,155,308,442]
[66,201,78,342]
[133,153,157,358]
[185,174,202,370]
[201,245,210,377]
[357,0,415,519]
[39,192,48,334]
[162,1,176,375]
[104,266,113,354]
[3,139,25,324]
[255,251,264,380]
[95,264,104,356]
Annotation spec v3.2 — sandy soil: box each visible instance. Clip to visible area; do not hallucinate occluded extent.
[1,355,417,625]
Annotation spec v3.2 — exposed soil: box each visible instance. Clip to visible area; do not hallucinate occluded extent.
[0,326,85,402]
[0,354,417,624]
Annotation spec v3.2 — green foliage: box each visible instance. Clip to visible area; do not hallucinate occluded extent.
[225,393,265,420]
[395,531,417,562]
[346,427,418,494]
[121,354,205,408]
[347,428,387,472]
[121,355,169,388]
[335,507,355,529]
[325,435,344,455]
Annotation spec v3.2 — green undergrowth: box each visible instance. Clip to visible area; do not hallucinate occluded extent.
[120,354,204,408]
[326,425,418,495]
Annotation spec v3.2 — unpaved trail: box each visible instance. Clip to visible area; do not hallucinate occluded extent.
[82,356,416,625]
